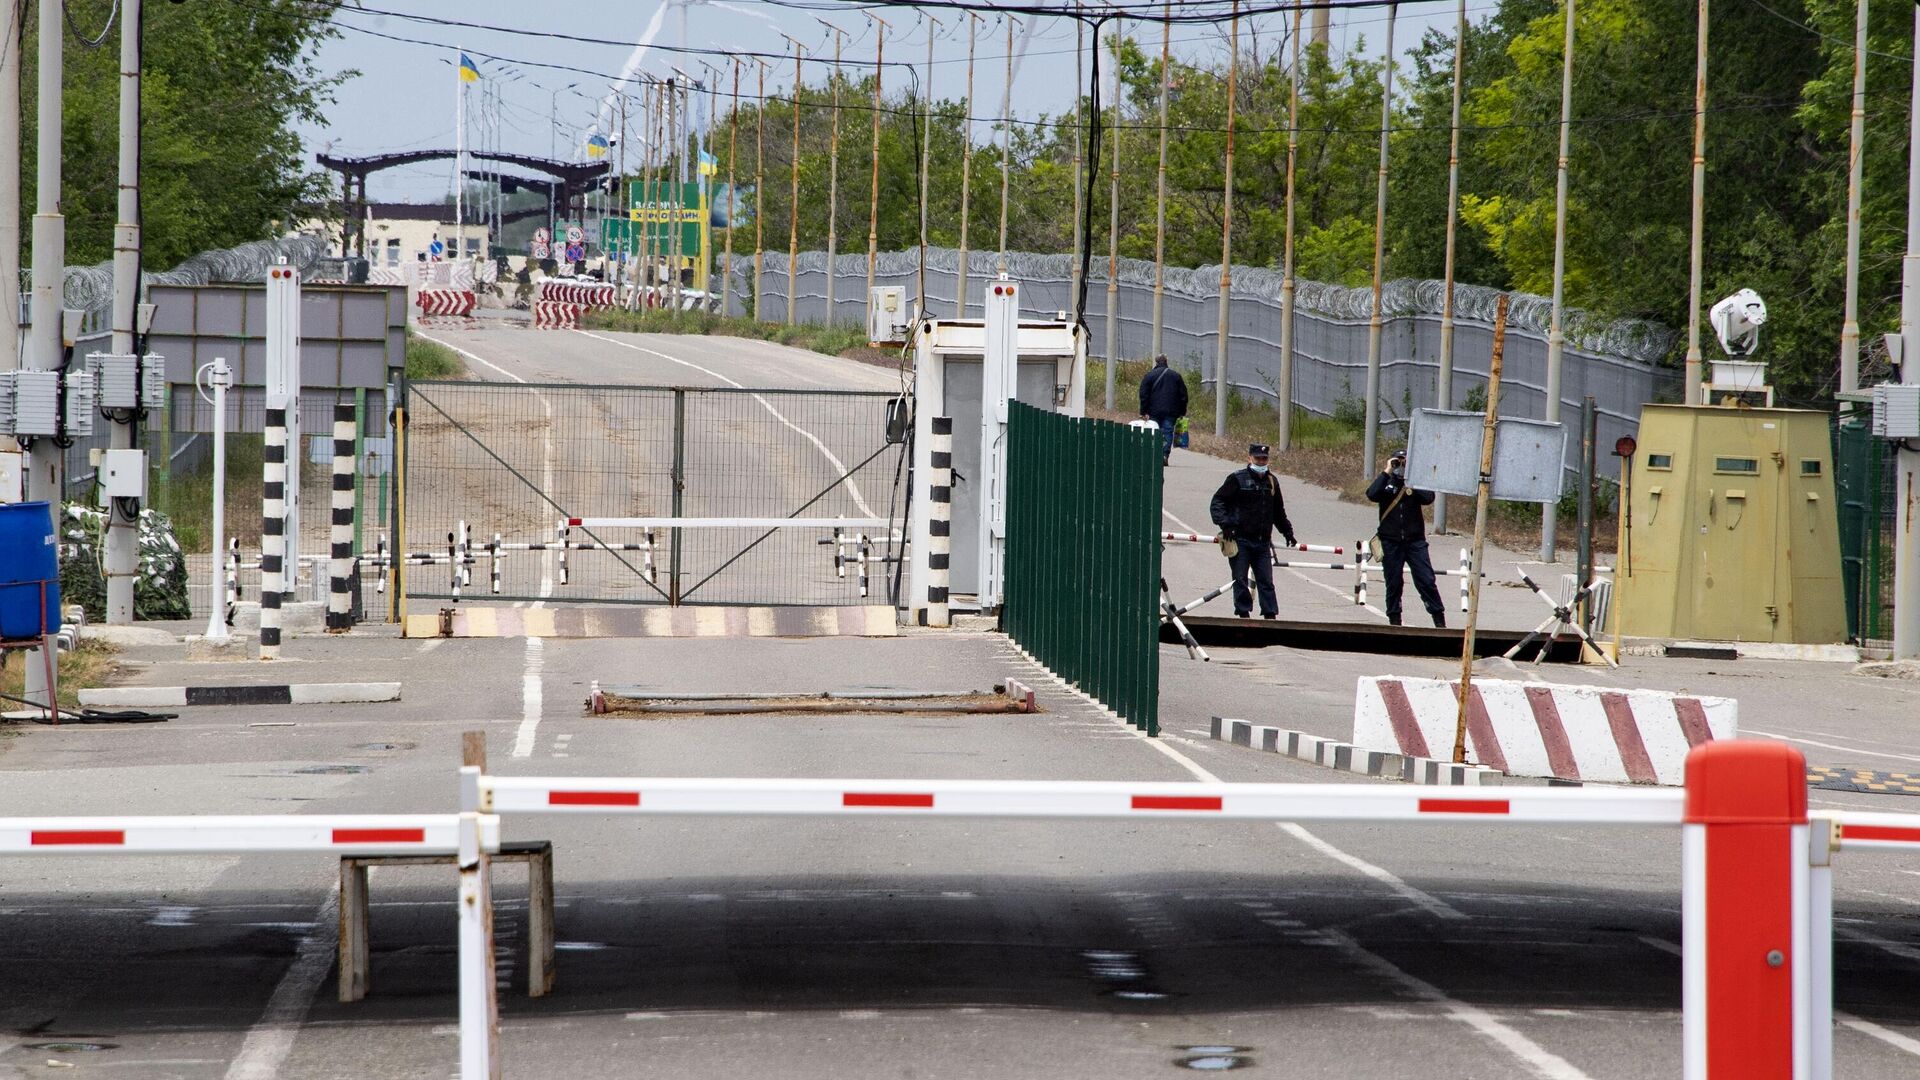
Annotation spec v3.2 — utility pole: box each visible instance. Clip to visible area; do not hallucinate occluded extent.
[1839,0,1868,398]
[918,14,939,322]
[820,20,845,325]
[1214,1,1238,438]
[1540,0,1575,562]
[1277,0,1302,451]
[1360,3,1396,478]
[1,0,24,384]
[24,0,68,708]
[1894,2,1920,660]
[1151,2,1171,363]
[956,12,979,317]
[865,13,888,317]
[105,0,145,624]
[723,61,740,317]
[1071,6,1084,313]
[780,33,805,326]
[998,15,1017,275]
[754,61,767,321]
[1104,20,1123,411]
[1683,0,1709,405]
[1434,0,1465,532]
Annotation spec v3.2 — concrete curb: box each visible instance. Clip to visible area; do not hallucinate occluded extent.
[79,683,402,707]
[1209,716,1584,787]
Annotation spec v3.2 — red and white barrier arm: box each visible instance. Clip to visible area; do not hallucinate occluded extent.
[1828,810,1920,852]
[482,776,1684,824]
[1160,531,1345,555]
[0,814,499,855]
[566,516,888,530]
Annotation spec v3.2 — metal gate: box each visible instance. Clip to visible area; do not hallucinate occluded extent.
[400,379,907,607]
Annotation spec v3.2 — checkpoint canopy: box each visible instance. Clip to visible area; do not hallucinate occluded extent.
[908,280,1086,613]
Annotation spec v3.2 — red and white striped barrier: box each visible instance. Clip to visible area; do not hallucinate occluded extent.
[533,300,585,329]
[416,289,477,317]
[1161,531,1344,555]
[537,280,617,307]
[1354,676,1735,786]
[0,814,493,855]
[564,515,888,530]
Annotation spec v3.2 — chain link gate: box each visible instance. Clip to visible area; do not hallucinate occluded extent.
[399,379,907,608]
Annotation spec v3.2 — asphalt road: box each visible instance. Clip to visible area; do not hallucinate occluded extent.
[1,326,1917,1079]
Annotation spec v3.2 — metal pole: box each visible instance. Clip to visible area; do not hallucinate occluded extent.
[998,15,1016,275]
[1434,0,1465,532]
[642,83,658,308]
[202,358,230,642]
[918,16,938,323]
[956,13,978,316]
[724,62,739,317]
[1071,6,1085,313]
[754,63,766,321]
[1360,3,1396,478]
[668,77,683,313]
[826,25,844,325]
[23,0,67,710]
[1104,21,1123,410]
[866,14,888,313]
[1276,0,1302,451]
[1576,395,1596,626]
[1839,0,1868,398]
[0,0,20,379]
[1213,2,1238,438]
[1540,0,1575,562]
[1683,0,1709,406]
[1893,2,1920,660]
[1151,1,1171,362]
[1454,293,1510,764]
[105,0,144,624]
[783,35,804,326]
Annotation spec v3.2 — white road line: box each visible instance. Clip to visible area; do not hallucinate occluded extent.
[1839,1017,1920,1059]
[1322,928,1592,1079]
[223,889,339,1080]
[1744,729,1920,766]
[576,330,878,517]
[513,636,545,759]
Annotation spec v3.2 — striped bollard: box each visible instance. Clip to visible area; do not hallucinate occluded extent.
[557,521,570,587]
[327,403,356,633]
[448,531,460,603]
[225,537,240,620]
[922,417,953,627]
[375,537,387,596]
[858,536,871,599]
[1354,539,1368,608]
[1459,548,1471,614]
[260,408,287,660]
[1681,740,1809,1080]
[491,533,503,595]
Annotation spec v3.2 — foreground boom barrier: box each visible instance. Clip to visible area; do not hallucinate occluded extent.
[0,814,494,854]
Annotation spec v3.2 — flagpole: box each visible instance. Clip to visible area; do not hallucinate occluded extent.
[455,50,465,269]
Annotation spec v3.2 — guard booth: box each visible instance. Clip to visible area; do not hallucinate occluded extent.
[906,279,1085,615]
[1617,404,1844,643]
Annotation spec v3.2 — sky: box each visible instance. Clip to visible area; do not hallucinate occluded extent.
[300,1,1476,203]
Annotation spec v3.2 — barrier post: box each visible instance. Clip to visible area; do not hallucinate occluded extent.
[328,403,356,632]
[1682,740,1810,1080]
[260,408,287,660]
[1809,816,1836,1080]
[923,416,952,627]
[458,732,500,1079]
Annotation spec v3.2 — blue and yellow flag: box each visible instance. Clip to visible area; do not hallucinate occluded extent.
[458,53,480,82]
[698,151,718,177]
[586,133,610,159]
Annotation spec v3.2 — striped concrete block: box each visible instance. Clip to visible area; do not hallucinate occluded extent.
[79,683,401,707]
[1210,716,1505,786]
[403,605,899,640]
[1354,676,1737,786]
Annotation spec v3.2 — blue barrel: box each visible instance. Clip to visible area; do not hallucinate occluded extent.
[0,501,61,639]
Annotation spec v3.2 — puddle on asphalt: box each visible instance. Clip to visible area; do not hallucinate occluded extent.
[354,742,416,752]
[24,1042,117,1053]
[285,765,370,775]
[1175,1051,1253,1071]
[554,941,610,951]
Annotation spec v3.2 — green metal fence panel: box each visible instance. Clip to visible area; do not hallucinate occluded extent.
[1834,417,1896,644]
[1002,402,1161,735]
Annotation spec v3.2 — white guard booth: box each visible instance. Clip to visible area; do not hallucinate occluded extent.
[907,277,1085,615]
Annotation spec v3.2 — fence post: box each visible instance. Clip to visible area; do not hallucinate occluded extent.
[670,389,687,605]
[328,403,356,632]
[923,416,952,627]
[260,407,287,660]
[457,733,500,1079]
[1681,740,1809,1080]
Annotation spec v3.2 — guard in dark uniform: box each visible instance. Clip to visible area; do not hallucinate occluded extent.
[1209,444,1296,619]
[1366,451,1446,627]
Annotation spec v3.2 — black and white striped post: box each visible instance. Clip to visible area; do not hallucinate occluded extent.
[260,408,288,659]
[328,403,356,632]
[922,416,953,627]
[491,532,503,594]
[225,537,240,622]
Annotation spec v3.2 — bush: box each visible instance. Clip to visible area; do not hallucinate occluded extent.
[405,332,465,380]
[58,504,192,621]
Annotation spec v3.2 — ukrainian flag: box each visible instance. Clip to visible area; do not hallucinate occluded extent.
[698,151,718,177]
[458,53,480,82]
[586,134,609,159]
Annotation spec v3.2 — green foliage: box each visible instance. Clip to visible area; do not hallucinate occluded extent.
[405,333,466,380]
[59,505,191,621]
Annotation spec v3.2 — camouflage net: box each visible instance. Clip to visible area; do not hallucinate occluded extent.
[58,504,192,621]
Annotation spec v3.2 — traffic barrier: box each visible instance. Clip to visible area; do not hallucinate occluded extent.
[920,417,952,627]
[328,403,357,631]
[537,281,617,307]
[416,289,477,317]
[0,813,492,855]
[77,683,401,707]
[1353,675,1736,786]
[532,301,585,329]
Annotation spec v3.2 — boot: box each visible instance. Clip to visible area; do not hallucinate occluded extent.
[1432,611,1447,629]
[1387,614,1401,627]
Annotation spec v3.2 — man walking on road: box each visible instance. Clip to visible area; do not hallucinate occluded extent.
[1367,451,1447,628]
[1209,444,1296,619]
[1137,355,1188,465]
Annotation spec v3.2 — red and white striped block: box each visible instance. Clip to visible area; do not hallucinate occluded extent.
[533,301,585,330]
[1353,676,1737,786]
[482,775,1684,824]
[416,289,477,317]
[0,814,497,855]
[538,281,617,307]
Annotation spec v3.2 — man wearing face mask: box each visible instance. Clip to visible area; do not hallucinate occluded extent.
[1209,444,1296,619]
[1367,451,1446,627]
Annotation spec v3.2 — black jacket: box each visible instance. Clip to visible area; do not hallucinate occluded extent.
[1138,365,1189,419]
[1210,467,1295,545]
[1366,471,1435,544]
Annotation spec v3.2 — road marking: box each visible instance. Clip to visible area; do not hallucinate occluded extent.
[223,888,339,1080]
[416,638,445,653]
[576,330,878,517]
[1839,1017,1920,1059]
[1744,729,1920,766]
[1322,928,1592,1079]
[513,636,545,759]
[1012,644,1469,923]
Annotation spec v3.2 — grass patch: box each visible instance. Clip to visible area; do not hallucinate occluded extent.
[406,331,467,380]
[581,308,896,365]
[1,638,120,712]
[152,435,264,553]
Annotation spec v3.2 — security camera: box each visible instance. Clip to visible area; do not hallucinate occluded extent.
[1709,288,1767,359]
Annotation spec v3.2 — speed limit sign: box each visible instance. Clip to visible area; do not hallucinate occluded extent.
[533,227,551,244]
[531,241,551,259]
[565,225,584,246]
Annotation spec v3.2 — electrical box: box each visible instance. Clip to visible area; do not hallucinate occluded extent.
[87,352,138,409]
[62,370,96,436]
[6,371,61,436]
[0,374,13,436]
[1871,383,1920,440]
[867,286,909,345]
[1616,405,1844,644]
[98,448,147,500]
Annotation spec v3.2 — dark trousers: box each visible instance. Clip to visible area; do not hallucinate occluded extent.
[1151,415,1177,460]
[1230,539,1278,617]
[1381,538,1445,621]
